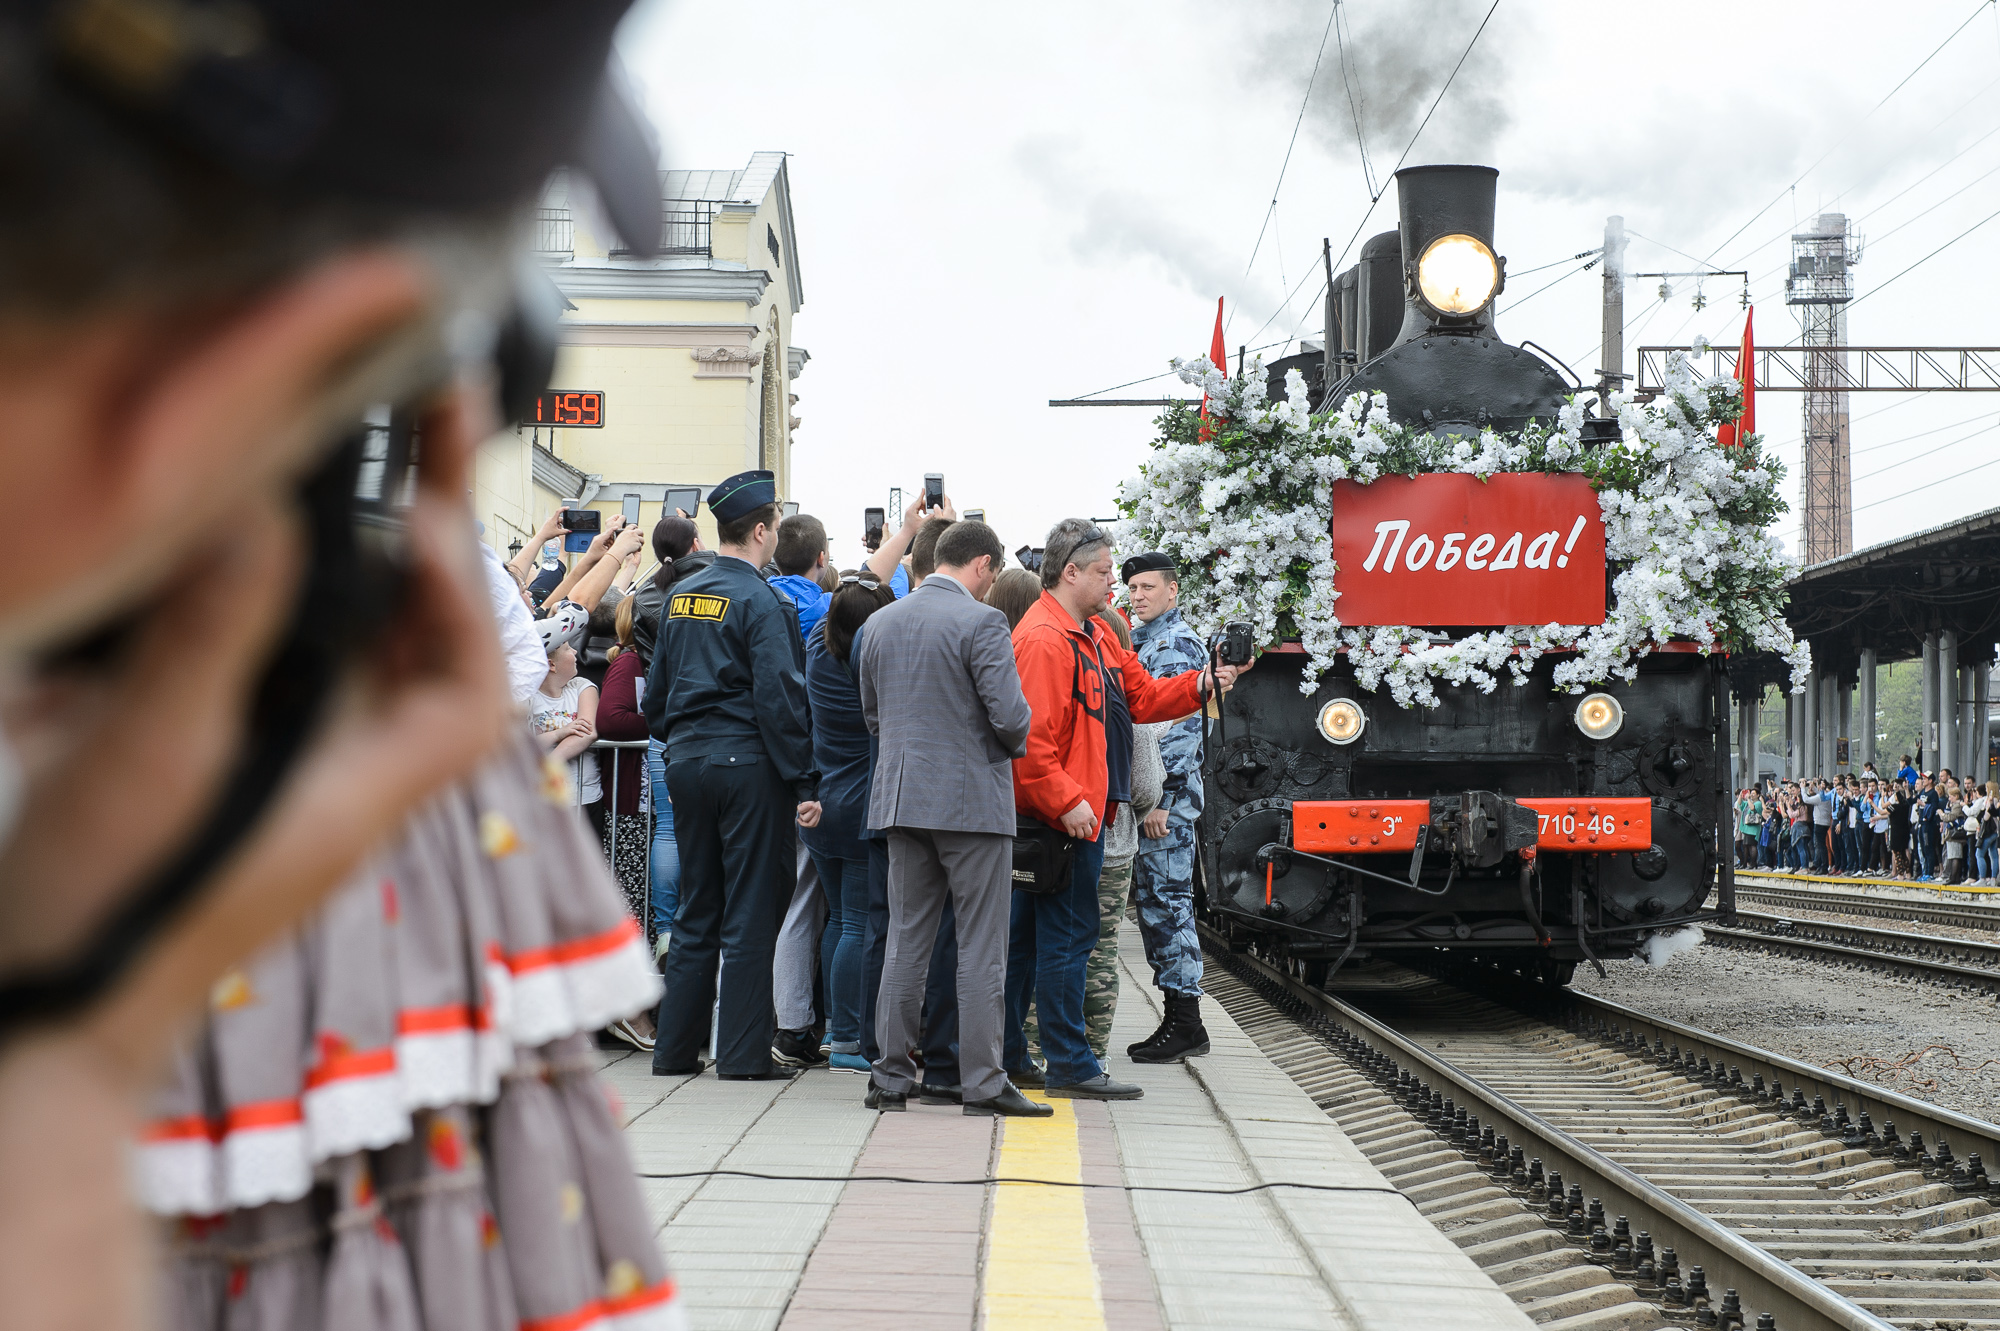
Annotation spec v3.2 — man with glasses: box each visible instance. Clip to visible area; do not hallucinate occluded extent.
[1007,520,1246,1100]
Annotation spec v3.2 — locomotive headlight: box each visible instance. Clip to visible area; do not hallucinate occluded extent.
[1317,698,1366,746]
[1417,234,1500,315]
[1574,692,1624,741]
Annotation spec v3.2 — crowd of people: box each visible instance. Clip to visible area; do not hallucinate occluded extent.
[1734,758,2000,886]
[518,477,1245,1114]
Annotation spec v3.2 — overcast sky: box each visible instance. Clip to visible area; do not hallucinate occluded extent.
[619,0,2000,570]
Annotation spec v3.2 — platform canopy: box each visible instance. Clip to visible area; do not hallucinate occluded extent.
[1734,506,2000,696]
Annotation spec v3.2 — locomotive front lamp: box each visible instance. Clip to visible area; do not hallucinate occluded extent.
[1417,234,1500,315]
[1317,698,1366,746]
[1574,692,1624,741]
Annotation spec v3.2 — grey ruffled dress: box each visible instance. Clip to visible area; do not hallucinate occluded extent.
[136,727,678,1331]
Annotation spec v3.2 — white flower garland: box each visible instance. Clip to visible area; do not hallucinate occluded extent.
[1116,345,1811,707]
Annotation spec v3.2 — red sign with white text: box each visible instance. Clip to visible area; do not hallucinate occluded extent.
[1330,472,1606,626]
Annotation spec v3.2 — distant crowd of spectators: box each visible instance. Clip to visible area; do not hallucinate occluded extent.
[1735,757,2000,886]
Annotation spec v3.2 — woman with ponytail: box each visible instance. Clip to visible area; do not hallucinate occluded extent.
[630,512,714,964]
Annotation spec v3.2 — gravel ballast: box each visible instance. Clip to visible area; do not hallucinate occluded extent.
[1572,938,2000,1126]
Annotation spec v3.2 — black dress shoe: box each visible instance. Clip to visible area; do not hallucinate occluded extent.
[652,1064,704,1078]
[964,1085,1053,1118]
[917,1083,962,1105]
[717,1066,800,1082]
[864,1084,907,1111]
[1007,1063,1046,1089]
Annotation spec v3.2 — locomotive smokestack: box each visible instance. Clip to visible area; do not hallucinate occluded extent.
[1392,164,1506,344]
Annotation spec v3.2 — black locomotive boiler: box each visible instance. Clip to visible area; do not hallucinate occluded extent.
[1202,165,1732,987]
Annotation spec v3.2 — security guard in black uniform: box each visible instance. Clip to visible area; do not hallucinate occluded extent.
[644,470,821,1078]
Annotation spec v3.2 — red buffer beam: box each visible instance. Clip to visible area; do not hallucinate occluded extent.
[1292,798,1653,854]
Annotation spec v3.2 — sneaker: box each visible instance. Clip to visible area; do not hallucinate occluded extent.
[604,1018,655,1053]
[772,1028,828,1068]
[827,1052,871,1074]
[1048,1074,1144,1101]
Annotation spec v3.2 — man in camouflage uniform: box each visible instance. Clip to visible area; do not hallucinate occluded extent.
[1121,553,1213,1062]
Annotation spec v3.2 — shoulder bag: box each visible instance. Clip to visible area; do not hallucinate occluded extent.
[1012,814,1076,895]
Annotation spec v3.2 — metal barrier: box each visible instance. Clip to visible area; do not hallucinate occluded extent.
[589,739,655,928]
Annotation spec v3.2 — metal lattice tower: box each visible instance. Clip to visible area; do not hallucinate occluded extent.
[1786,214,1859,564]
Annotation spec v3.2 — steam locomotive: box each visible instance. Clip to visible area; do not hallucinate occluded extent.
[1202,165,1732,987]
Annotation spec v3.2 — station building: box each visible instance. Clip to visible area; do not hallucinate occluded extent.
[475,151,807,558]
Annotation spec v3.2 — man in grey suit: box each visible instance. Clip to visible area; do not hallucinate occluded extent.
[856,520,1048,1117]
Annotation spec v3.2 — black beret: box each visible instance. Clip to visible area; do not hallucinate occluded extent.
[1120,551,1177,583]
[707,470,778,525]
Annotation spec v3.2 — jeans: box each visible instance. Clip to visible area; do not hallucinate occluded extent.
[810,850,870,1052]
[646,742,681,943]
[1004,830,1108,1088]
[860,836,960,1081]
[1978,835,1998,881]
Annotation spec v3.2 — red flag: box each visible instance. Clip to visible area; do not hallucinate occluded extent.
[1199,297,1226,439]
[1717,308,1755,446]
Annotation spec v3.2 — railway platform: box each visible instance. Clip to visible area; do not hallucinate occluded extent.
[598,925,1533,1330]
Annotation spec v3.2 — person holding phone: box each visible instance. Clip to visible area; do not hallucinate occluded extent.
[1005,520,1246,1101]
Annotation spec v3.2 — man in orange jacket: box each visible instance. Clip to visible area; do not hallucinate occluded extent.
[1005,519,1247,1098]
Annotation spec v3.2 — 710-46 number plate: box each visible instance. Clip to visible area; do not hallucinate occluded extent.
[1291,798,1652,854]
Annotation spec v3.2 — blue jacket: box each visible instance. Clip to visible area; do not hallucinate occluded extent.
[1130,606,1206,819]
[770,572,830,642]
[802,621,872,859]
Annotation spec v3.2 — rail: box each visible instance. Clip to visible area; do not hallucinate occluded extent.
[1216,942,1894,1331]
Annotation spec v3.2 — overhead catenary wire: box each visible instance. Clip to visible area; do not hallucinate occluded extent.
[1246,0,1502,353]
[1243,0,1341,280]
[1699,0,1996,265]
[1852,449,2000,512]
[1847,202,2000,313]
[1333,0,1376,197]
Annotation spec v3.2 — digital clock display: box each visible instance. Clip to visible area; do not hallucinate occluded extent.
[524,390,604,427]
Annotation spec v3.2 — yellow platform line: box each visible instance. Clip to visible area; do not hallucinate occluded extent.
[980,1093,1107,1330]
[1737,870,2000,897]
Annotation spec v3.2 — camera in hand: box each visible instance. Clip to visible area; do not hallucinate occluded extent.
[1220,621,1254,666]
[923,474,944,510]
[1016,546,1044,574]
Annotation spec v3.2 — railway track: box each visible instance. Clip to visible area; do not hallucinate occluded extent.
[1708,911,2000,994]
[1734,877,2000,935]
[1200,931,2000,1331]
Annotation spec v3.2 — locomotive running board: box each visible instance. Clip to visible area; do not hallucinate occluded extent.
[1291,798,1652,855]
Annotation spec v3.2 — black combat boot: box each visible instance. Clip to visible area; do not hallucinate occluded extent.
[1124,995,1174,1058]
[1131,993,1210,1064]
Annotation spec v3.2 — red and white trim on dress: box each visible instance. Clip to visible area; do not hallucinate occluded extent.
[303,1038,408,1161]
[558,918,663,1035]
[132,1115,221,1216]
[606,1278,687,1331]
[518,1279,684,1331]
[218,1098,312,1209]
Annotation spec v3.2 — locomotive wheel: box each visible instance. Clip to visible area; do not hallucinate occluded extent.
[1216,799,1331,924]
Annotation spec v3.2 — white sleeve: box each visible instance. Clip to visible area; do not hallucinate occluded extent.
[482,542,551,707]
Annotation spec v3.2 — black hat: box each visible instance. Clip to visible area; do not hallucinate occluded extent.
[1120,551,1177,583]
[27,0,663,257]
[707,470,778,525]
